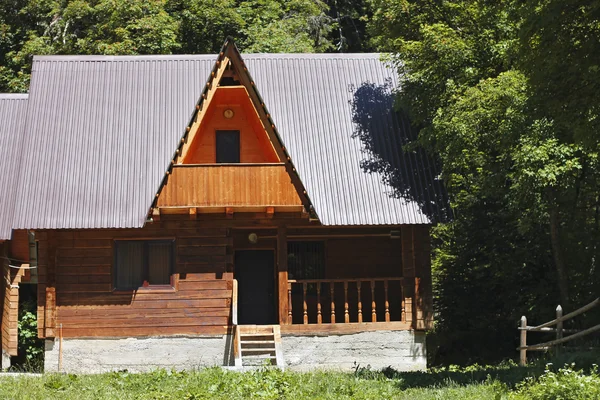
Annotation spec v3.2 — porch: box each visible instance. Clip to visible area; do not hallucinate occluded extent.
[231,276,427,368]
[230,225,432,337]
[37,223,432,372]
[231,277,424,334]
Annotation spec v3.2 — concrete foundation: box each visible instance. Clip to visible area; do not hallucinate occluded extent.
[44,336,233,373]
[1,350,10,370]
[282,330,426,371]
[44,330,426,373]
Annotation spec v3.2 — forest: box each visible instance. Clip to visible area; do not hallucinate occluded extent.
[1,0,599,365]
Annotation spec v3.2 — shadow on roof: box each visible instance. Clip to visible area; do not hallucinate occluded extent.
[350,81,451,223]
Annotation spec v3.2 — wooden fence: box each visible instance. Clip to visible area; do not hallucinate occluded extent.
[518,297,600,365]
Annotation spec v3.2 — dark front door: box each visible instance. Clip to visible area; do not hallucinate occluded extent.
[235,250,276,325]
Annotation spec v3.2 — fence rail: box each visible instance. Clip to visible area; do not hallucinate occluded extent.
[518,297,600,365]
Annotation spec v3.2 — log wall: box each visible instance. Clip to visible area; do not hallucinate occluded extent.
[36,223,433,339]
[1,241,26,356]
[37,225,234,338]
[183,86,279,164]
[326,236,403,279]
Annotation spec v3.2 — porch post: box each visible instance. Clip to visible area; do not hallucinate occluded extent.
[402,226,434,330]
[45,234,57,338]
[401,226,417,329]
[277,226,289,324]
[414,226,433,330]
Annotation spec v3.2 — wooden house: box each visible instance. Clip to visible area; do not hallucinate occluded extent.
[0,39,447,372]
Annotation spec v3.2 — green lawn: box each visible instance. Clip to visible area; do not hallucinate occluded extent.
[0,358,598,400]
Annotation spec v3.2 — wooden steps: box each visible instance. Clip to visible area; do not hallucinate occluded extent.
[234,325,284,368]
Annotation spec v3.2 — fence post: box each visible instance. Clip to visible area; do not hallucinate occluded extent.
[556,305,563,355]
[520,316,527,366]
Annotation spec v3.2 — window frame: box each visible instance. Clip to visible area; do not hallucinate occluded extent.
[112,239,177,292]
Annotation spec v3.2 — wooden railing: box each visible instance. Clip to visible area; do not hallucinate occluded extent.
[157,163,302,208]
[518,297,600,365]
[287,278,413,325]
[231,279,242,367]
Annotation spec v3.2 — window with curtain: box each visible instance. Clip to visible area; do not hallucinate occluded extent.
[114,240,174,290]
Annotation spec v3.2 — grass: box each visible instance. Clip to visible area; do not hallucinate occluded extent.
[0,353,598,400]
[0,368,507,400]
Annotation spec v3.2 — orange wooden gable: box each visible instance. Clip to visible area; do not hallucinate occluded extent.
[183,86,279,164]
[153,39,310,217]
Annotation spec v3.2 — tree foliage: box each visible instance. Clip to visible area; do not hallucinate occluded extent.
[0,0,372,92]
[368,0,600,364]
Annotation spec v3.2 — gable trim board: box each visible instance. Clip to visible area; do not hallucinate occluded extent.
[7,43,448,233]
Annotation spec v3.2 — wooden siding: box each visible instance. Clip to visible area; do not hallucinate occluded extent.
[37,226,235,338]
[157,164,302,208]
[2,242,25,356]
[10,230,29,262]
[183,86,279,164]
[326,237,403,279]
[35,223,433,339]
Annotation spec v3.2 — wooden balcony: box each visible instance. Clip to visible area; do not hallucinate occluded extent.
[283,278,420,334]
[157,163,303,211]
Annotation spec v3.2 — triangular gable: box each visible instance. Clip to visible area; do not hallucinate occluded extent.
[181,86,280,164]
[151,38,314,217]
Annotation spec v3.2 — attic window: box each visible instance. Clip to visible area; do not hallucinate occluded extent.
[219,76,240,86]
[219,69,240,86]
[216,130,240,163]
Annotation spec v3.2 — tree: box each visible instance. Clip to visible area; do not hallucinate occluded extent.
[236,0,333,52]
[0,0,180,91]
[368,0,600,363]
[1,0,369,92]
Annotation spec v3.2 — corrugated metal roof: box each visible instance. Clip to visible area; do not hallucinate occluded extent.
[11,51,448,230]
[0,94,28,240]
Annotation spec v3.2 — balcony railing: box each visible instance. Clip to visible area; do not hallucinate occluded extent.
[157,163,302,208]
[287,278,417,326]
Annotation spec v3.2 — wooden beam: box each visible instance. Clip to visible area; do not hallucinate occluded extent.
[277,226,289,324]
[159,205,305,215]
[225,207,234,219]
[266,207,274,219]
[45,287,56,338]
[178,55,231,163]
[280,321,412,335]
[45,235,57,338]
[189,208,197,220]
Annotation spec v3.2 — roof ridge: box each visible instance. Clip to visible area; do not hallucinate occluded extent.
[32,53,385,63]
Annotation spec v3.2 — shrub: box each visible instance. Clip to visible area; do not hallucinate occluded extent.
[15,299,44,372]
[510,364,600,400]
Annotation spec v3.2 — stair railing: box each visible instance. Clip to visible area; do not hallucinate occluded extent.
[231,279,242,367]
